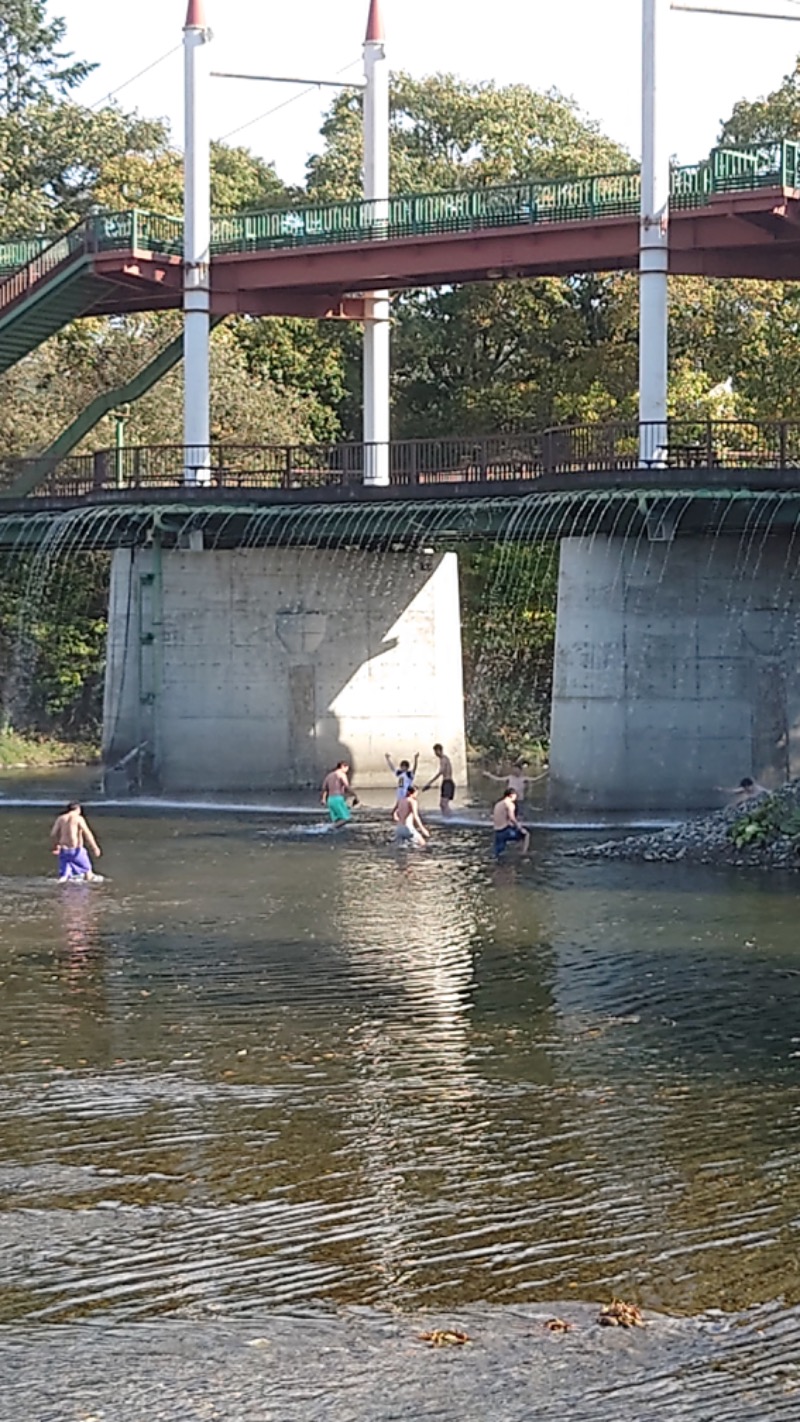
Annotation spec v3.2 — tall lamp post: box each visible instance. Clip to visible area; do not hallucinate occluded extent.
[363,0,390,486]
[183,0,212,485]
[640,0,671,466]
[642,1,800,465]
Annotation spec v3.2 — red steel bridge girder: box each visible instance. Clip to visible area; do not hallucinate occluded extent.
[9,185,800,330]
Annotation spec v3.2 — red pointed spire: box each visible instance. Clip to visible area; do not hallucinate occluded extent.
[365,0,384,43]
[184,0,206,28]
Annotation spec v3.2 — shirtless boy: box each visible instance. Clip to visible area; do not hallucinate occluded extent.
[321,761,355,825]
[394,786,430,847]
[484,760,546,815]
[385,751,419,820]
[492,789,530,860]
[422,744,455,817]
[50,802,102,881]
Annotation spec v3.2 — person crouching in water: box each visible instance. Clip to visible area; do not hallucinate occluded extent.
[50,802,102,881]
[393,785,430,847]
[492,789,529,861]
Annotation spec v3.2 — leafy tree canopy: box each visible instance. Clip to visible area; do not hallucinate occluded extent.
[720,57,800,145]
[0,0,93,115]
[307,72,632,200]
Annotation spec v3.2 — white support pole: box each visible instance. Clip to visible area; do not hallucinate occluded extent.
[183,0,211,484]
[363,0,390,487]
[639,0,670,466]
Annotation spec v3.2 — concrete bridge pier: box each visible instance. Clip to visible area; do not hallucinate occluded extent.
[549,533,800,811]
[102,544,467,794]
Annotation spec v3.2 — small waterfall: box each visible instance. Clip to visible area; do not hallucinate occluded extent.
[1,483,799,806]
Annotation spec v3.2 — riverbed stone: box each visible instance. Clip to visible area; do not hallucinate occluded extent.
[568,782,800,870]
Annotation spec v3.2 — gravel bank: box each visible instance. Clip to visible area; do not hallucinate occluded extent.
[569,784,800,869]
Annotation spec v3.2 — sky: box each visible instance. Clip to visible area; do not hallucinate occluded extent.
[57,0,800,183]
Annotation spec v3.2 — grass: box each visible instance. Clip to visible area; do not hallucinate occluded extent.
[0,729,99,768]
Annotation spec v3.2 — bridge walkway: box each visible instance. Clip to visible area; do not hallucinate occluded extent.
[1,141,799,375]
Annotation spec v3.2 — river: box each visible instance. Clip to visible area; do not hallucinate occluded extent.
[0,789,798,1418]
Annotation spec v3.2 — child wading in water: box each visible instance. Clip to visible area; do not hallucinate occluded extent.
[50,802,102,881]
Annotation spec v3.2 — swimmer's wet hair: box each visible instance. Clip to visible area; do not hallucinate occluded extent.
[740,777,754,788]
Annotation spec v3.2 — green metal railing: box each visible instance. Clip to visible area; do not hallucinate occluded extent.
[1,139,799,315]
[0,237,50,272]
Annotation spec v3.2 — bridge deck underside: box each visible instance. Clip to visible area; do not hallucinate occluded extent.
[1,473,799,551]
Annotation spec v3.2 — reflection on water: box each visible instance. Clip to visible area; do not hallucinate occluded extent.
[1,806,800,1415]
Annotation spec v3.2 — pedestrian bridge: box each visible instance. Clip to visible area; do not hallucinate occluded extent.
[2,140,800,372]
[1,420,800,551]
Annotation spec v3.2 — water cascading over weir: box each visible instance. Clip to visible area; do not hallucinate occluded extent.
[4,428,800,809]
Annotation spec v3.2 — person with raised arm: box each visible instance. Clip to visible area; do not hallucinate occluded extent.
[385,751,419,820]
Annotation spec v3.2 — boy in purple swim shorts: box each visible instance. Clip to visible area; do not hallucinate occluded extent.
[49,802,102,881]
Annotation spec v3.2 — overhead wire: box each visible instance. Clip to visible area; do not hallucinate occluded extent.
[216,57,362,144]
[89,44,182,111]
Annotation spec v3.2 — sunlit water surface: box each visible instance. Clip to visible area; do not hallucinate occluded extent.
[1,797,799,1419]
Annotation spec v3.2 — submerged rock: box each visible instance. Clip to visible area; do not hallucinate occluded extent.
[570,782,800,870]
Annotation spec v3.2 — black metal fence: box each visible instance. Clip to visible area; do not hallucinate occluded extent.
[3,421,800,500]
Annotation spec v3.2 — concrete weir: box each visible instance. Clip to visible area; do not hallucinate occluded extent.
[103,545,466,793]
[550,533,800,811]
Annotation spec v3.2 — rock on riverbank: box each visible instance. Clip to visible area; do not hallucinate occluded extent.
[570,783,800,870]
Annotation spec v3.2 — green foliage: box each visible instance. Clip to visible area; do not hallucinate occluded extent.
[307,72,632,200]
[0,727,95,764]
[0,551,109,736]
[460,542,558,760]
[729,796,800,849]
[720,58,800,146]
[0,0,93,115]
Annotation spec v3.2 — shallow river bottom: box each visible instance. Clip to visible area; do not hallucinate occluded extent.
[1,800,799,1418]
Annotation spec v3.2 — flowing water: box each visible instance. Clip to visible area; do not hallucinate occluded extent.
[1,792,799,1418]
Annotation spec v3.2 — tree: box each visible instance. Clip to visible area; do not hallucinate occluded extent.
[0,0,92,115]
[307,72,633,200]
[0,102,172,235]
[91,140,291,216]
[720,57,800,145]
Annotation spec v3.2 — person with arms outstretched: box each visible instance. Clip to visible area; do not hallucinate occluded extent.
[50,802,102,881]
[422,743,455,817]
[385,751,419,820]
[484,760,546,815]
[716,776,769,804]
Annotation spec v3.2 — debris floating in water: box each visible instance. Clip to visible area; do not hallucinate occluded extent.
[544,1317,573,1332]
[418,1329,471,1347]
[598,1299,644,1328]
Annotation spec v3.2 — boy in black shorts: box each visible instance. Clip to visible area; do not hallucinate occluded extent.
[423,743,455,817]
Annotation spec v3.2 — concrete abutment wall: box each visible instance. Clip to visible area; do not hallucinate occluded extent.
[103,546,466,793]
[550,533,800,810]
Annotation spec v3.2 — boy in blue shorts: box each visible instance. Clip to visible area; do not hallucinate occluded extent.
[492,789,530,860]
